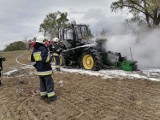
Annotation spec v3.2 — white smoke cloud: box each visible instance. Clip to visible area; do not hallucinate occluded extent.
[133,29,160,69]
[104,24,160,69]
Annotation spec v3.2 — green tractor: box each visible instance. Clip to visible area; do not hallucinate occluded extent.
[59,24,137,71]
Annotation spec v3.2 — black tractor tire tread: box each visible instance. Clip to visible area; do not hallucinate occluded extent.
[62,52,70,66]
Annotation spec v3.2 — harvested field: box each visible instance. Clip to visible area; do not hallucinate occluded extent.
[0,50,160,120]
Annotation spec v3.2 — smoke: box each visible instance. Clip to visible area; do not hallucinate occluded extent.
[133,29,160,69]
[100,23,160,69]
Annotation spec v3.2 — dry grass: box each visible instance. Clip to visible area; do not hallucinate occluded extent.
[0,50,31,72]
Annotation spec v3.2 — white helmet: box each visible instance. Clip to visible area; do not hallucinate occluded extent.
[53,37,59,42]
[36,35,45,44]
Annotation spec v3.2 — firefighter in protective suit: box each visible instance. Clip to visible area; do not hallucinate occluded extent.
[31,35,58,103]
[52,37,62,71]
[0,57,6,85]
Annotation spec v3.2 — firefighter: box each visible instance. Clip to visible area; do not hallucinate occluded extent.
[48,39,53,54]
[31,35,58,103]
[0,56,6,85]
[52,37,62,71]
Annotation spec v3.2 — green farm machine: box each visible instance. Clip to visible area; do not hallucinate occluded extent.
[59,24,137,71]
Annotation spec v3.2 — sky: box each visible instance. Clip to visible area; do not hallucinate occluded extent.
[0,0,129,50]
[1,0,160,69]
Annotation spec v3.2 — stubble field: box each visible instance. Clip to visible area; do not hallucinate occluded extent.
[0,50,160,120]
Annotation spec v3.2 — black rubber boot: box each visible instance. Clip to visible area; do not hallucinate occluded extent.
[47,95,59,103]
[41,95,48,100]
[56,68,61,71]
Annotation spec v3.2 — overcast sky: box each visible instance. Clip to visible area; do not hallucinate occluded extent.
[0,0,129,50]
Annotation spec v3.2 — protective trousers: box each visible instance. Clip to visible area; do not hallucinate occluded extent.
[54,55,60,70]
[0,71,1,85]
[39,75,55,97]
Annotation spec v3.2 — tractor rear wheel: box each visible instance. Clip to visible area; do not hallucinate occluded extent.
[62,52,70,66]
[59,54,63,65]
[81,50,102,71]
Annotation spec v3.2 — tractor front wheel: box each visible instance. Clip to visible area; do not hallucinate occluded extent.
[82,54,94,70]
[81,50,102,71]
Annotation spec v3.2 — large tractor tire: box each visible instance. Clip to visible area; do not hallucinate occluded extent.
[59,54,63,66]
[62,52,70,66]
[81,49,102,71]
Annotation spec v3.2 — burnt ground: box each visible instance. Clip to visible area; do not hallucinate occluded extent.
[0,51,160,120]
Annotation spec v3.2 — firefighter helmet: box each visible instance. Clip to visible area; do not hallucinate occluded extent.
[53,37,59,42]
[36,35,45,44]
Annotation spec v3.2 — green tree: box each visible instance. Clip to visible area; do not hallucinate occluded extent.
[3,41,26,51]
[39,11,69,38]
[111,0,160,27]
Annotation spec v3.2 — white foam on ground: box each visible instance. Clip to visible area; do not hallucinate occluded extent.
[4,56,160,81]
[3,69,18,76]
[52,66,160,81]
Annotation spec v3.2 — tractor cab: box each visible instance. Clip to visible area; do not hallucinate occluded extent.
[60,24,89,48]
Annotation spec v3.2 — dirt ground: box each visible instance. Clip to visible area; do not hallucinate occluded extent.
[1,51,160,120]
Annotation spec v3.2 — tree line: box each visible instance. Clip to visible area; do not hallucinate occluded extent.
[3,41,27,51]
[111,0,160,27]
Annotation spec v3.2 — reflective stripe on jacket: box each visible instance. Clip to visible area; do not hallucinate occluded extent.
[53,53,59,56]
[36,70,53,76]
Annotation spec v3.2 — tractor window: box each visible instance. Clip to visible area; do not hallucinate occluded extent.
[62,29,73,48]
[81,27,88,38]
[64,29,73,40]
[75,27,83,40]
[75,26,88,40]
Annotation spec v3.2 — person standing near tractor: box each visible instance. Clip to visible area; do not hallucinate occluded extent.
[0,56,6,85]
[31,35,58,103]
[52,37,62,71]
